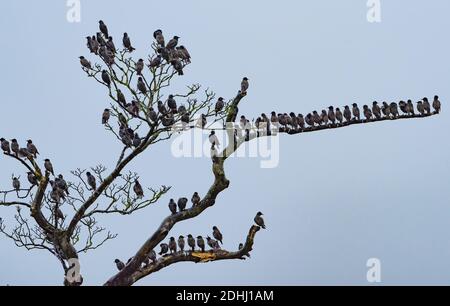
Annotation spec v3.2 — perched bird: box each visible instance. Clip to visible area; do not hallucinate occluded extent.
[382,102,391,118]
[178,236,185,252]
[297,113,305,130]
[206,236,220,250]
[417,101,425,115]
[117,89,126,105]
[399,101,408,115]
[154,30,165,47]
[372,102,382,119]
[157,100,167,115]
[177,197,188,211]
[196,236,205,252]
[44,159,55,176]
[321,110,329,126]
[18,148,30,159]
[133,133,141,148]
[137,77,147,94]
[168,199,177,214]
[0,138,10,154]
[27,140,39,158]
[270,111,279,129]
[433,95,441,114]
[352,103,360,121]
[241,77,249,94]
[102,109,110,124]
[254,211,266,229]
[328,106,336,125]
[101,70,111,87]
[99,20,109,38]
[106,37,116,54]
[363,105,372,121]
[153,29,162,39]
[96,32,106,46]
[209,131,220,148]
[86,172,96,190]
[191,192,200,206]
[177,46,191,63]
[169,237,177,253]
[187,234,196,251]
[159,243,169,255]
[167,95,177,113]
[148,250,157,264]
[146,107,157,123]
[212,226,223,245]
[114,259,125,271]
[389,102,399,118]
[122,33,135,52]
[335,108,343,124]
[407,100,415,115]
[289,113,298,130]
[423,97,431,115]
[305,113,314,127]
[136,59,144,75]
[133,179,144,199]
[149,55,162,68]
[79,56,92,70]
[312,111,321,126]
[215,97,224,116]
[27,172,38,186]
[56,174,69,195]
[166,36,180,50]
[12,177,20,191]
[10,139,19,156]
[171,59,184,76]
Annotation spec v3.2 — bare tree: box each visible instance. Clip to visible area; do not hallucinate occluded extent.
[0,23,440,286]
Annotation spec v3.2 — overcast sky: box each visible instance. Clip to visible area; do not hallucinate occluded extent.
[1,0,449,285]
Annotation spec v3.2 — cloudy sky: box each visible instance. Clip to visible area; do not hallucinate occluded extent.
[0,0,449,285]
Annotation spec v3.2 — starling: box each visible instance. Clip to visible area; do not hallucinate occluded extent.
[178,104,187,115]
[423,97,431,115]
[18,148,30,159]
[166,36,179,50]
[321,110,329,126]
[241,77,249,93]
[27,140,39,158]
[382,102,391,118]
[148,250,157,263]
[27,172,38,186]
[187,234,195,251]
[352,103,360,121]
[90,35,100,53]
[148,107,158,123]
[157,100,167,115]
[270,111,279,129]
[10,139,19,156]
[389,102,399,118]
[99,20,109,38]
[215,97,224,116]
[133,180,144,199]
[161,113,175,127]
[212,226,223,244]
[153,29,163,39]
[44,159,55,176]
[178,235,185,252]
[167,95,177,113]
[171,59,184,76]
[102,109,110,124]
[101,70,111,87]
[191,192,200,206]
[149,55,162,68]
[289,113,298,130]
[417,101,425,115]
[97,32,106,47]
[297,114,305,130]
[305,113,314,127]
[335,108,343,124]
[106,37,116,54]
[137,77,147,94]
[159,243,169,255]
[122,33,135,52]
[328,106,336,125]
[254,211,266,229]
[0,138,10,154]
[407,100,415,115]
[168,199,177,214]
[114,259,125,271]
[133,133,141,148]
[155,31,165,47]
[116,89,126,105]
[177,197,188,211]
[12,177,20,191]
[363,105,372,121]
[176,46,191,63]
[399,101,408,115]
[372,102,381,119]
[135,59,144,76]
[209,131,220,147]
[206,236,220,250]
[79,56,92,70]
[86,172,96,190]
[56,174,69,195]
[196,236,205,252]
[433,95,441,114]
[312,111,321,126]
[169,237,177,254]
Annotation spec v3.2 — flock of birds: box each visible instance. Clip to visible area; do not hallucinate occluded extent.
[114,211,266,271]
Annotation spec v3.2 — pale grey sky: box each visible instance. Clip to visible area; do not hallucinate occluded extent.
[0,0,449,285]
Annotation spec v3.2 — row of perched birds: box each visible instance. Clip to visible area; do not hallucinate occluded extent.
[114,212,266,271]
[235,96,441,133]
[81,22,191,79]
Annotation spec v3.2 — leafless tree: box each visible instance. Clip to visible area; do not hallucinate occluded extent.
[0,24,439,286]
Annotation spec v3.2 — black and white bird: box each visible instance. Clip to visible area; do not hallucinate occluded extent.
[191,192,200,206]
[148,250,157,264]
[56,174,69,195]
[328,106,336,125]
[136,59,144,75]
[177,197,188,211]
[433,95,441,114]
[27,172,38,186]
[382,102,391,118]
[254,212,266,229]
[178,236,185,252]
[363,105,372,121]
[407,100,415,115]
[12,177,20,191]
[168,199,177,214]
[343,106,352,123]
[0,138,10,154]
[206,236,220,250]
[10,139,19,156]
[86,172,96,190]
[169,237,177,253]
[27,140,39,158]
[312,111,321,126]
[417,101,425,115]
[187,234,196,251]
[389,102,399,118]
[399,101,408,115]
[372,102,382,119]
[166,36,180,50]
[352,103,360,121]
[212,226,223,245]
[44,159,55,176]
[159,243,169,255]
[423,97,431,115]
[114,259,125,271]
[196,236,205,252]
[154,29,165,46]
[335,108,343,124]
